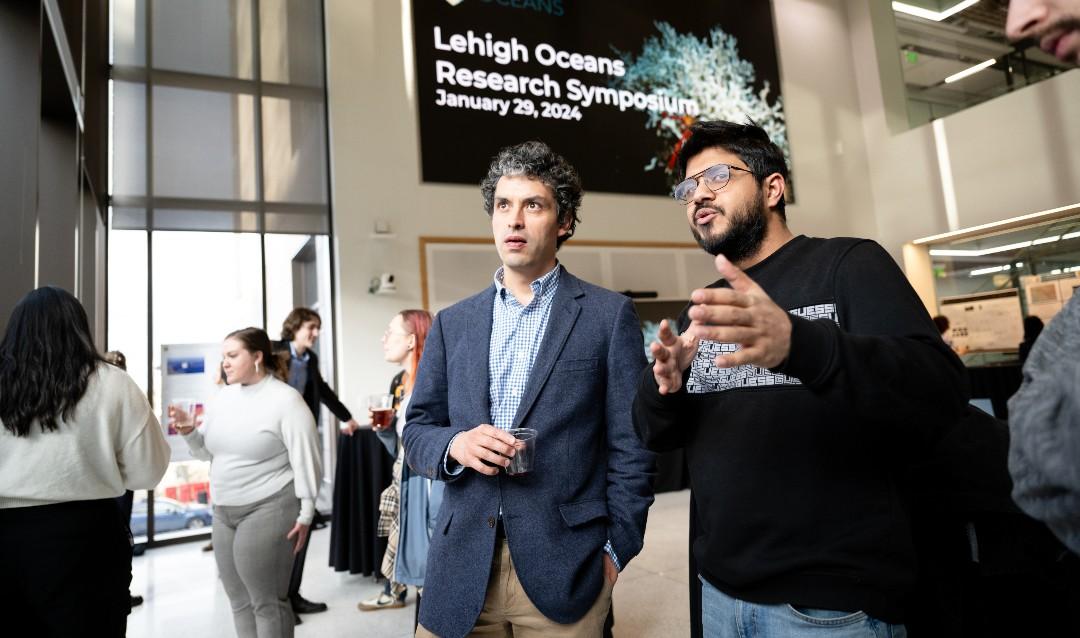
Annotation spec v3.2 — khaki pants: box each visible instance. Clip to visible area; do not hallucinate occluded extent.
[417,538,614,638]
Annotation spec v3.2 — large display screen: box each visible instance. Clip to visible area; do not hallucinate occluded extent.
[412,0,790,197]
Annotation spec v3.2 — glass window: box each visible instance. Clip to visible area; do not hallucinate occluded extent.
[260,0,324,86]
[107,227,149,395]
[108,0,334,547]
[925,213,1080,358]
[152,87,257,200]
[893,1,1072,127]
[150,231,264,414]
[110,80,147,197]
[110,0,146,67]
[151,0,254,79]
[262,96,329,204]
[265,234,338,482]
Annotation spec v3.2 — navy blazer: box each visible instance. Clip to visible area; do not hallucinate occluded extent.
[403,271,655,638]
[271,340,352,423]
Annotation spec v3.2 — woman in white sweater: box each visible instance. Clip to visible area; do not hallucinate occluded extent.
[173,326,321,638]
[0,287,171,637]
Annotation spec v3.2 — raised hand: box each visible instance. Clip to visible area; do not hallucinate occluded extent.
[649,319,699,394]
[684,254,792,370]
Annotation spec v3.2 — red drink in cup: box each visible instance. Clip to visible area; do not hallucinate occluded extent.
[371,408,394,428]
[368,393,395,429]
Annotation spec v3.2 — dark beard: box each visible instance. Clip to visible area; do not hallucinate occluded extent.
[690,190,768,263]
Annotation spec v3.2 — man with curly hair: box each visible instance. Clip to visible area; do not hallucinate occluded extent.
[404,141,654,638]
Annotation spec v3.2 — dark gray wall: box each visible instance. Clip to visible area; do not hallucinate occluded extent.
[0,0,108,339]
[0,1,42,326]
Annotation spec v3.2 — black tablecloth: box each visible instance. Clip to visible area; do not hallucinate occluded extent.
[328,429,393,576]
[968,364,1023,420]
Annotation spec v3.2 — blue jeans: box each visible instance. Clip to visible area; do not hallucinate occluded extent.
[700,576,907,638]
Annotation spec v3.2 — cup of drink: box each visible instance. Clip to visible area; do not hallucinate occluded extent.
[167,398,197,434]
[368,393,395,429]
[505,428,537,476]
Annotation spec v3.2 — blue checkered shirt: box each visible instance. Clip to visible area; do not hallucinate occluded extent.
[443,264,622,570]
[487,264,562,430]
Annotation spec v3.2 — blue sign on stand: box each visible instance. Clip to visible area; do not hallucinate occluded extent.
[166,357,205,375]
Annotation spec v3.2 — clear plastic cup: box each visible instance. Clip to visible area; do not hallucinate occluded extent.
[505,428,537,476]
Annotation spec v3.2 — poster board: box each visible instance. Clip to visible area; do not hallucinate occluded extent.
[160,343,224,462]
[412,0,790,196]
[939,289,1024,353]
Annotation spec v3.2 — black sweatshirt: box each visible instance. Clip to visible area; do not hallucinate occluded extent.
[633,235,969,623]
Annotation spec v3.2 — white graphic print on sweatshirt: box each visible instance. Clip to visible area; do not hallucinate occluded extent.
[686,302,838,394]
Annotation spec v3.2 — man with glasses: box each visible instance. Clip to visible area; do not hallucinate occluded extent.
[633,120,968,637]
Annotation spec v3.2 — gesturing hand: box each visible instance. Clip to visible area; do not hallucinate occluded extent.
[449,424,519,476]
[649,319,699,394]
[684,254,792,370]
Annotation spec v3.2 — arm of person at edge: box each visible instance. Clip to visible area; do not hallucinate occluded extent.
[637,242,969,449]
[402,312,518,482]
[281,391,323,555]
[1007,294,1080,554]
[312,355,362,434]
[602,298,657,584]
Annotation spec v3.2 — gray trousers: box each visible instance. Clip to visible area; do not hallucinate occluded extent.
[213,483,299,638]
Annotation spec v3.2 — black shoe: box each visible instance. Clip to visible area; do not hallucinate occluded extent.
[291,595,329,614]
[294,612,302,625]
[130,595,144,609]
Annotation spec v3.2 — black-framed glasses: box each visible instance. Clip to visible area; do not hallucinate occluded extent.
[672,163,754,203]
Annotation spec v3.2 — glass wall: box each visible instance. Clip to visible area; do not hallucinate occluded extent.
[892,1,1072,126]
[107,0,335,545]
[923,211,1080,359]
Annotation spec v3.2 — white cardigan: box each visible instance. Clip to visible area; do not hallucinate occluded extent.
[183,374,322,525]
[0,362,170,508]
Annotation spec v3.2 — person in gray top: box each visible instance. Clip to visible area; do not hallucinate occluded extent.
[1004,0,1080,555]
[1007,294,1080,553]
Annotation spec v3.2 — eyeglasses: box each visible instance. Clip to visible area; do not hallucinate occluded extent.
[382,328,410,341]
[672,163,754,203]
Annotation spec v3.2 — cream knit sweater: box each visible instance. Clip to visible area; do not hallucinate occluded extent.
[182,374,322,525]
[0,362,170,508]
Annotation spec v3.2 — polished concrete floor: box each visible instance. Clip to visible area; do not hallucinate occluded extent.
[127,489,691,637]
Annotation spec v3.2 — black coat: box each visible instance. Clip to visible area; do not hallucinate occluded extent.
[272,340,352,423]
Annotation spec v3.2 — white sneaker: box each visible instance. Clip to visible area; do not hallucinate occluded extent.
[357,591,406,611]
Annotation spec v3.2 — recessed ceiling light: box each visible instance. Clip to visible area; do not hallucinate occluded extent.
[945,58,997,84]
[893,0,980,22]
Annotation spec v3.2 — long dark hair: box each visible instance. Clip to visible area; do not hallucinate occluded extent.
[0,287,104,436]
[226,327,287,381]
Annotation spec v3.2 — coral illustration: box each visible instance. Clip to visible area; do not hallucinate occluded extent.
[615,22,790,183]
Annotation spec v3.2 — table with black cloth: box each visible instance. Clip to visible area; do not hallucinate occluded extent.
[967,363,1023,420]
[329,429,394,576]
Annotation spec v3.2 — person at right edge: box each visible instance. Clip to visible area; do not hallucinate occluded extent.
[632,120,969,638]
[1005,0,1080,557]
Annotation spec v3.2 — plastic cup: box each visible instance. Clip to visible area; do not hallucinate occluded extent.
[505,428,537,476]
[368,393,395,429]
[167,398,196,433]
